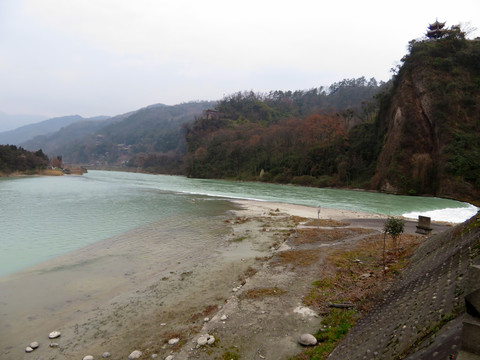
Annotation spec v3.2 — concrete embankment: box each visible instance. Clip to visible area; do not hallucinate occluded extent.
[328,212,480,360]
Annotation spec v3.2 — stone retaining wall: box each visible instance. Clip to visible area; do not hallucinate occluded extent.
[328,214,480,360]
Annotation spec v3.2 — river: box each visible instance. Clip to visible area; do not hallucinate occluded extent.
[0,170,476,277]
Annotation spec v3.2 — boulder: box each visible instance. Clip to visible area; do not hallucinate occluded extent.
[48,331,61,339]
[128,350,142,359]
[29,341,39,349]
[298,333,317,346]
[168,338,179,345]
[83,356,94,360]
[197,336,208,346]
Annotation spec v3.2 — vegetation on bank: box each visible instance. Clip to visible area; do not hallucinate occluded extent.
[0,144,50,176]
[184,78,383,186]
[293,227,423,360]
[0,144,85,176]
[181,24,479,202]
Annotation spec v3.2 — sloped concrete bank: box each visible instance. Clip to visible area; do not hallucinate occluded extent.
[328,212,480,360]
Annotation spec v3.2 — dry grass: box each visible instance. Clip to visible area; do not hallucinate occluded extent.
[304,219,350,227]
[225,216,250,225]
[64,167,87,175]
[239,286,286,299]
[38,168,64,176]
[237,266,258,284]
[233,216,250,224]
[293,227,373,245]
[271,249,322,268]
[231,235,248,242]
[291,216,310,225]
[268,208,282,216]
[132,326,198,358]
[304,233,423,313]
[189,304,219,322]
[0,169,64,177]
[158,329,189,350]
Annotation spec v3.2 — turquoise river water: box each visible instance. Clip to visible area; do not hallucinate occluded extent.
[0,170,477,277]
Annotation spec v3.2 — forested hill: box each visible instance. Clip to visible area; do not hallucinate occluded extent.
[184,28,480,203]
[184,77,382,183]
[24,101,215,173]
[0,145,49,175]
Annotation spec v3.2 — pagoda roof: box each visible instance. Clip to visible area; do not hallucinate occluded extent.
[428,19,446,30]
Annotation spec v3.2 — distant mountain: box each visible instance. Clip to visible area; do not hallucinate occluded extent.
[0,112,47,132]
[21,116,119,156]
[22,102,215,169]
[0,115,110,146]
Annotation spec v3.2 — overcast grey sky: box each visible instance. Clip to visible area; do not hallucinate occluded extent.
[1,0,479,119]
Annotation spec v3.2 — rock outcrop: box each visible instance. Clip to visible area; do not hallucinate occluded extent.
[372,37,480,202]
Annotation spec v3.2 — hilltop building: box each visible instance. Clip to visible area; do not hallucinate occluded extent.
[426,19,447,39]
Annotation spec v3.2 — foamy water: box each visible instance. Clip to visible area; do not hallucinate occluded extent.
[403,204,478,223]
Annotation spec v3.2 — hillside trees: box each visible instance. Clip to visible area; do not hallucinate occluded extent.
[184,112,367,184]
[0,145,49,174]
[184,77,383,184]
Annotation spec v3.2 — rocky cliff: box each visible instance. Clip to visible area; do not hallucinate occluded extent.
[372,33,480,203]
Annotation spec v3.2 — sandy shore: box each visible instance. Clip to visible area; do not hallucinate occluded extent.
[233,200,388,222]
[0,201,450,360]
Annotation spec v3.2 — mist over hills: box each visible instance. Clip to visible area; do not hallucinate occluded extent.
[0,115,110,146]
[20,116,119,158]
[16,102,216,170]
[0,112,47,133]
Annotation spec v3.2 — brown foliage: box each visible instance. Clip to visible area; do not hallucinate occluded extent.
[303,219,350,227]
[189,304,219,322]
[239,286,286,299]
[299,114,347,146]
[237,266,258,284]
[293,228,373,245]
[271,249,322,268]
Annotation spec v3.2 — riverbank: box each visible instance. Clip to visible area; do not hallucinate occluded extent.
[0,200,452,359]
[0,166,86,177]
[0,168,63,177]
